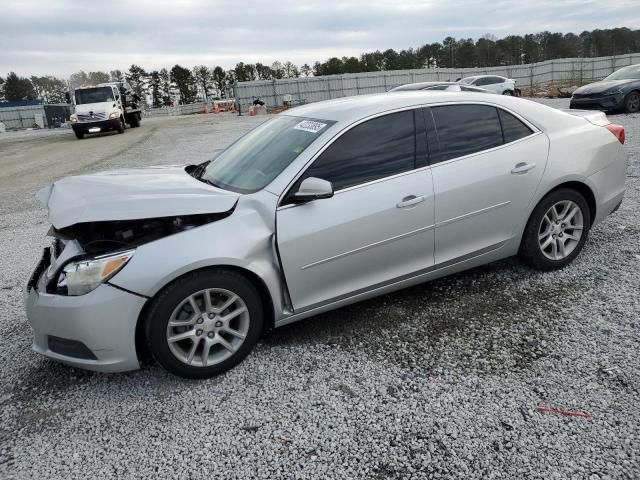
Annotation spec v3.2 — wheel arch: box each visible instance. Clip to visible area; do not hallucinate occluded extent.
[519,179,596,254]
[134,264,276,364]
[546,181,596,225]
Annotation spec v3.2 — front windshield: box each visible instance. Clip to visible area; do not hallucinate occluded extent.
[604,65,640,81]
[201,115,335,193]
[458,77,475,85]
[75,87,114,104]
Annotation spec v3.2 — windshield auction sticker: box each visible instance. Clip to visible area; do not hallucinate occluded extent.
[293,120,327,134]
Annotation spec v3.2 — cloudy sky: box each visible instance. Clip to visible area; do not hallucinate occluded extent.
[0,0,637,77]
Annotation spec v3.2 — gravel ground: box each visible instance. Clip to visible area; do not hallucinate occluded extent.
[1,101,638,479]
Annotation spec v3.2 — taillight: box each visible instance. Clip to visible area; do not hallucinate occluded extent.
[606,123,625,144]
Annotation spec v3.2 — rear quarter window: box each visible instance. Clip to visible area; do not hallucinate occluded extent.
[498,109,533,143]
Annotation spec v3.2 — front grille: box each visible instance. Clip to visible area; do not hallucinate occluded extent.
[573,93,603,98]
[77,112,107,122]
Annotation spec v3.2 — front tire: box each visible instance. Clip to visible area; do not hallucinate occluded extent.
[624,91,640,113]
[502,90,514,96]
[117,117,125,134]
[519,188,591,271]
[74,130,84,139]
[145,270,264,379]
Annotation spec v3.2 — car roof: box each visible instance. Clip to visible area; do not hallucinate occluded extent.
[389,81,455,91]
[284,91,508,123]
[462,74,505,79]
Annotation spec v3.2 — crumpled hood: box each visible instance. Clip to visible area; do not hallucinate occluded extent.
[37,165,240,229]
[574,79,632,94]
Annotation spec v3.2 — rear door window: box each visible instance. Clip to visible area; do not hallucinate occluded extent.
[430,105,503,163]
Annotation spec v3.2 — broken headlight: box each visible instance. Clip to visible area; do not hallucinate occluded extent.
[57,250,135,296]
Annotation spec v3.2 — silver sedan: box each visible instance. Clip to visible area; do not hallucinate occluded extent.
[27,92,627,378]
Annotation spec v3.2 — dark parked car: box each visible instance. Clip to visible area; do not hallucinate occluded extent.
[570,64,640,113]
[389,81,492,93]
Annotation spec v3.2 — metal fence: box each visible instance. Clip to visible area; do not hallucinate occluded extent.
[144,102,213,118]
[233,53,640,108]
[0,104,48,129]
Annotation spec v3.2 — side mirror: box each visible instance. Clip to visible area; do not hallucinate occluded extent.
[293,177,334,203]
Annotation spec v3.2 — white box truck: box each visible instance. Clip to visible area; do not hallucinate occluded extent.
[67,81,142,139]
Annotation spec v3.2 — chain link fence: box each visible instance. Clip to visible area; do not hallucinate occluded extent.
[233,53,640,109]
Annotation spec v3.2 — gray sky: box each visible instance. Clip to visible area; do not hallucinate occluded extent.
[1,0,637,77]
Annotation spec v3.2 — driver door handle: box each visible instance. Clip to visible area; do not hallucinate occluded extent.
[511,162,536,174]
[397,195,426,208]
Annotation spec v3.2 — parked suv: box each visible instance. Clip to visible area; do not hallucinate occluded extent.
[458,75,519,96]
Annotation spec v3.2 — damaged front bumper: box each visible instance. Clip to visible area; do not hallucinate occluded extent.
[26,273,146,372]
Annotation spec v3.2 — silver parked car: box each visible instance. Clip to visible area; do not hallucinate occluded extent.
[27,92,627,378]
[458,75,519,95]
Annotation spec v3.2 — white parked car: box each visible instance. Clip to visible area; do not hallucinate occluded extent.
[27,92,626,378]
[458,75,518,95]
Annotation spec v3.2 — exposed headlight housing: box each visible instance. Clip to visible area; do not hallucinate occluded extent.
[109,111,120,119]
[69,114,78,123]
[57,250,135,296]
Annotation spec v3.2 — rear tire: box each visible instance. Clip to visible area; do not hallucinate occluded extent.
[129,113,140,128]
[74,130,84,139]
[519,188,591,271]
[145,270,264,379]
[624,91,640,113]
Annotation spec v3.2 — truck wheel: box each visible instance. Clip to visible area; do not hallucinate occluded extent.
[74,130,84,139]
[117,118,125,134]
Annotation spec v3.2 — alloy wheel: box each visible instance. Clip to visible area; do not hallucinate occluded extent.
[166,288,250,367]
[627,93,640,113]
[538,200,584,260]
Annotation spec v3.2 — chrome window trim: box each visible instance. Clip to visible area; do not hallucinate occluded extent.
[277,105,423,208]
[276,100,542,209]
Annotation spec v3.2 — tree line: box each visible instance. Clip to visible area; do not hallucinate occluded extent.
[1,27,638,106]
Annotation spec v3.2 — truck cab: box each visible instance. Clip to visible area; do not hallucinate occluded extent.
[68,82,142,139]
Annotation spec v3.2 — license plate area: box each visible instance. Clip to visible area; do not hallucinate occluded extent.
[88,127,101,133]
[28,247,51,292]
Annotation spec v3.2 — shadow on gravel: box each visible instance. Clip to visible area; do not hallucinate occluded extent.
[265,258,587,376]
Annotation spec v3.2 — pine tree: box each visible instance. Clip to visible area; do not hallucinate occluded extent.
[126,64,148,103]
[192,65,213,100]
[159,68,173,106]
[149,71,163,108]
[4,72,36,101]
[212,66,226,97]
[170,65,197,104]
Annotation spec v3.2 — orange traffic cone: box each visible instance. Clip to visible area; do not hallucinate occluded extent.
[214,104,220,114]
[203,104,209,114]
[230,102,237,113]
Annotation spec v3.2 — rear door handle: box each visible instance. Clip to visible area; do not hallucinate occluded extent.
[511,162,536,174]
[397,195,426,208]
